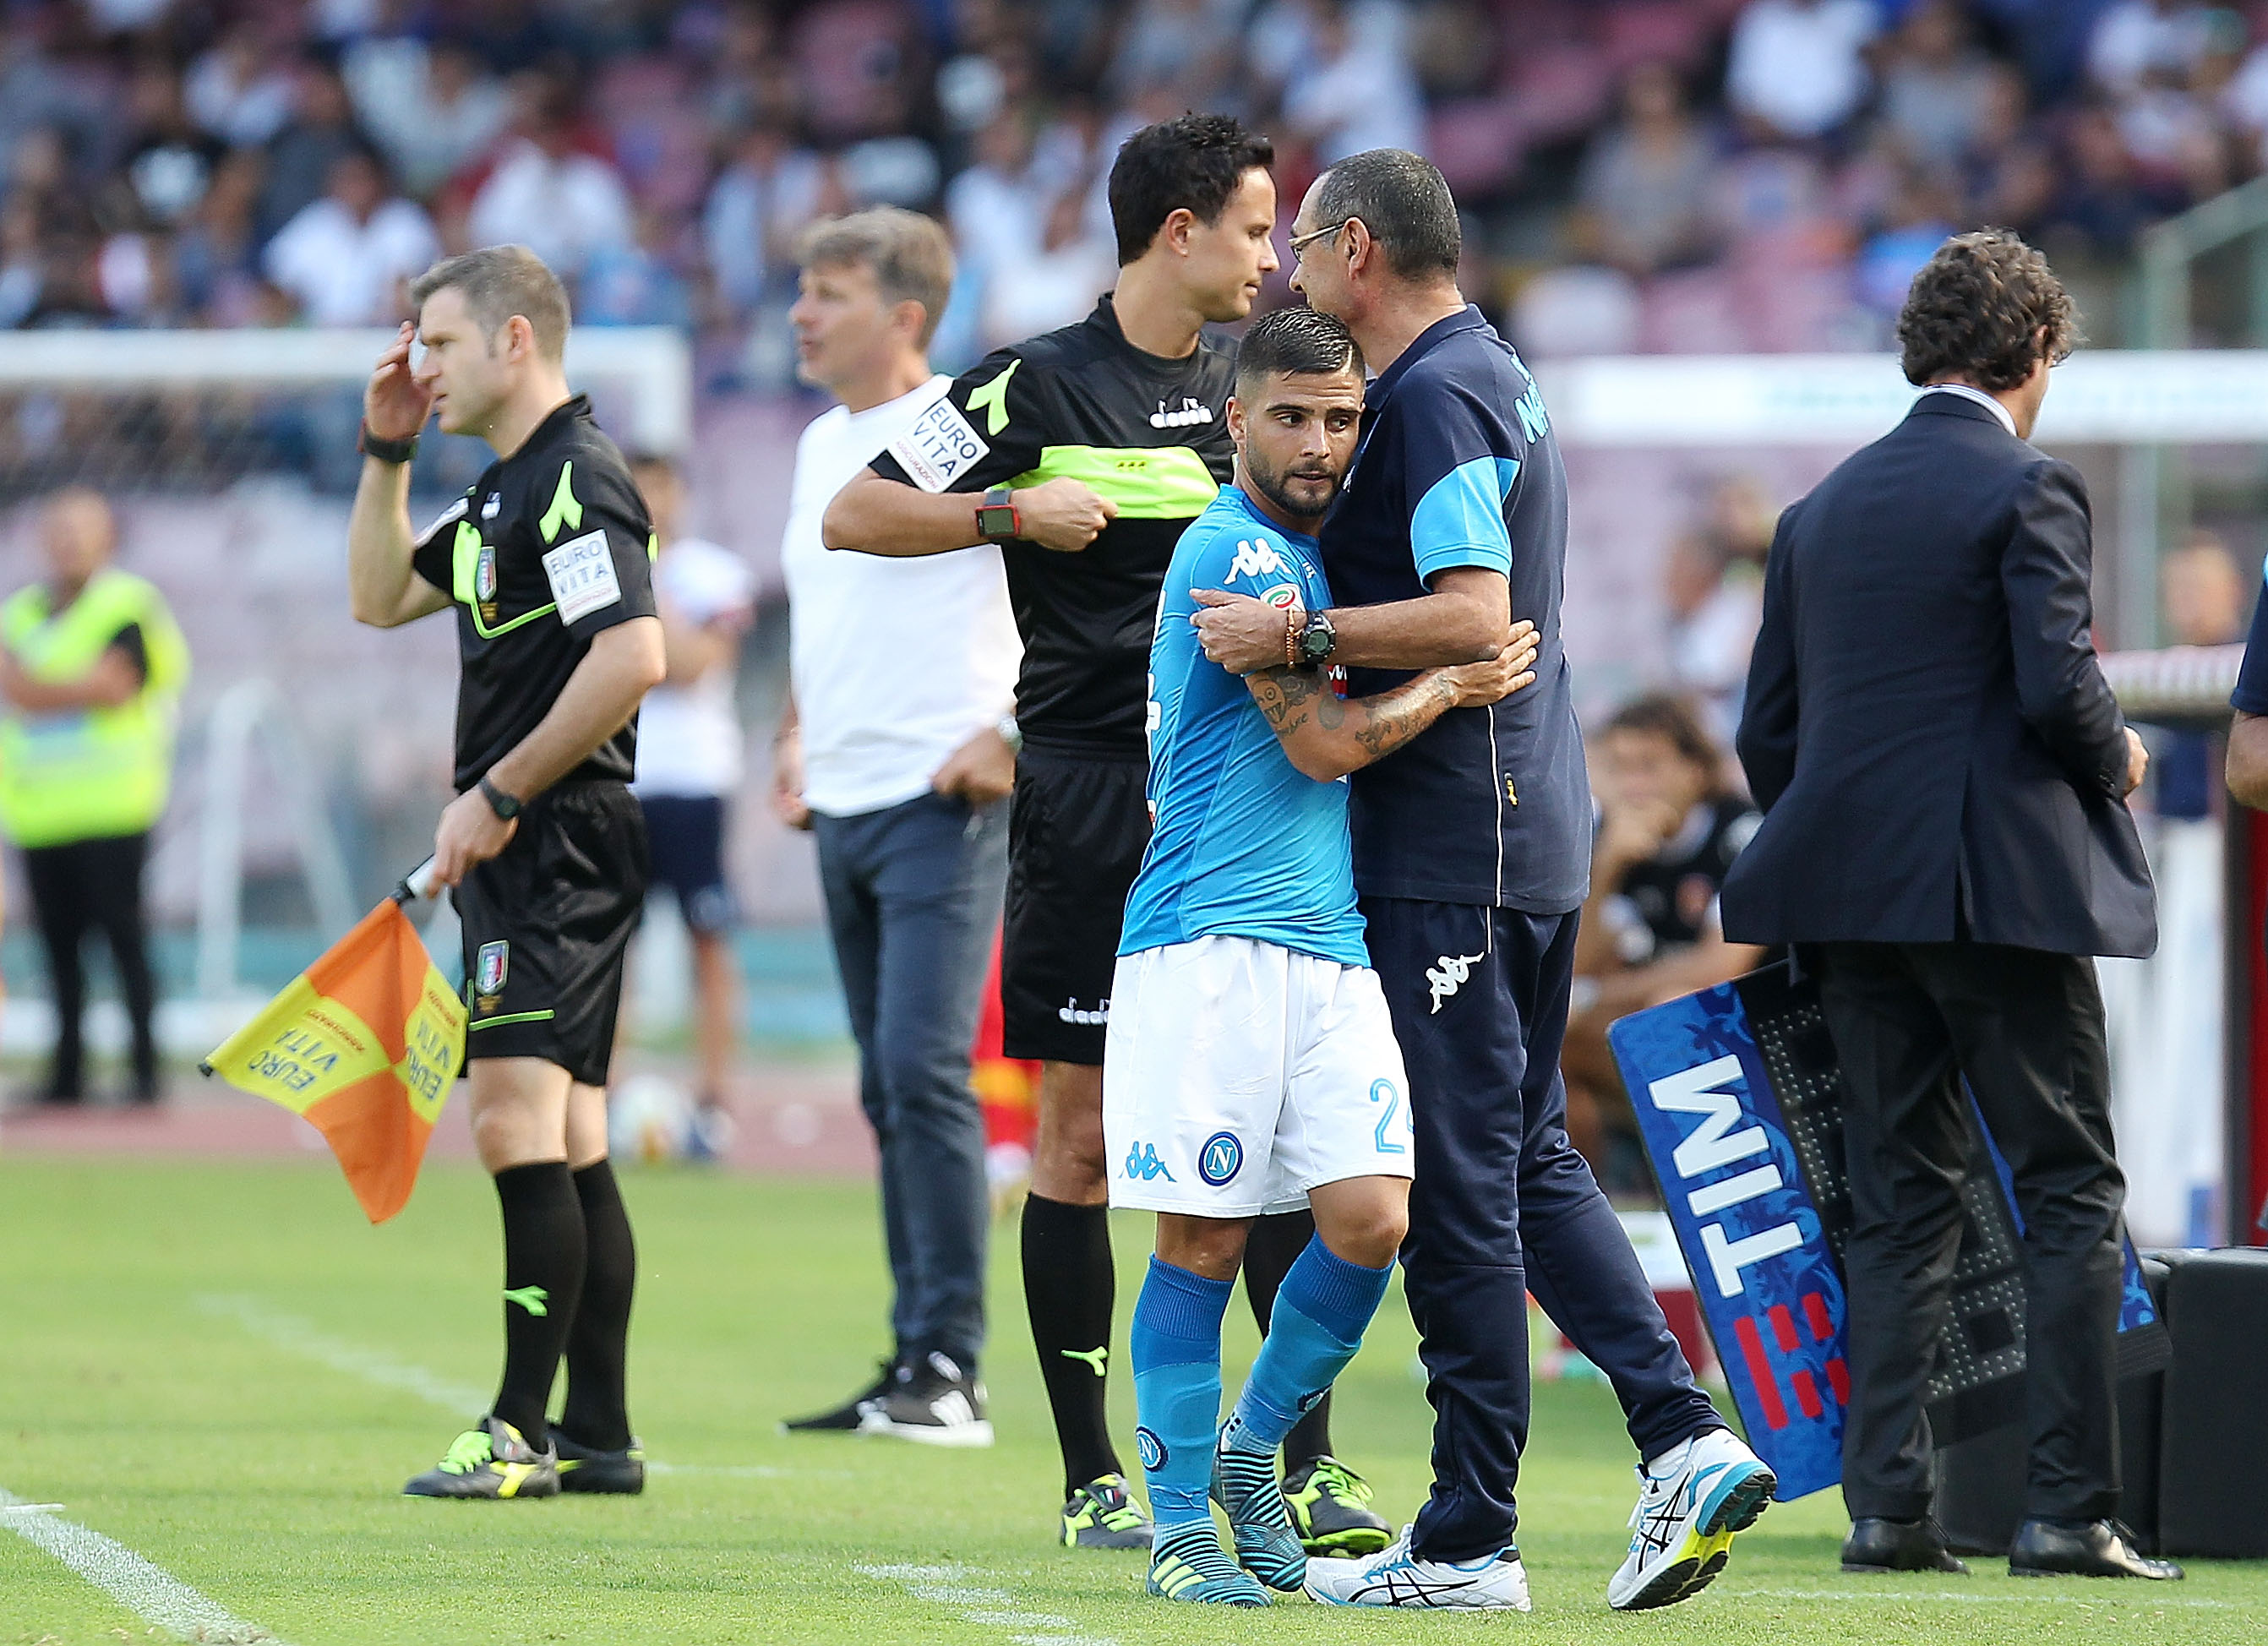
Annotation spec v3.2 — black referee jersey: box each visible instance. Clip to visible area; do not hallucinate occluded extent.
[868,295,1235,756]
[410,394,659,791]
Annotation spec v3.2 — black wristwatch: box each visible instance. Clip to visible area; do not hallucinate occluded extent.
[975,484,1019,543]
[477,775,523,821]
[1295,609,1338,667]
[357,420,419,465]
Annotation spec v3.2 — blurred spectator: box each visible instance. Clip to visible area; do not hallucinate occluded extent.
[184,26,296,150]
[344,35,512,198]
[581,209,697,328]
[1573,62,1722,276]
[2051,104,2168,254]
[174,149,278,327]
[979,187,1115,348]
[1663,525,1764,749]
[1107,0,1245,112]
[1880,0,2001,172]
[1726,0,1882,141]
[466,74,635,281]
[2156,528,2249,820]
[1563,695,1767,1194]
[1277,0,1426,164]
[114,58,224,231]
[259,59,366,244]
[2091,0,2219,96]
[1856,166,1959,316]
[704,120,827,318]
[262,149,439,326]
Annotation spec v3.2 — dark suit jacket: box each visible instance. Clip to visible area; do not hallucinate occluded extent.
[1720,394,2156,958]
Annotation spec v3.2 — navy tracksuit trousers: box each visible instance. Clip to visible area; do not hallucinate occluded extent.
[1363,898,1724,1561]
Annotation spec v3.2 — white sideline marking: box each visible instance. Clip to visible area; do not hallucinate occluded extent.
[859,1563,1115,1646]
[1721,1587,2238,1611]
[0,1486,289,1643]
[195,1294,489,1414]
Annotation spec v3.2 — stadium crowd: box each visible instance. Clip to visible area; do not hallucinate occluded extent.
[0,0,2265,376]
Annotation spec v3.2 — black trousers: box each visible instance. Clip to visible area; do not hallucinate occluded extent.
[1815,940,2126,1524]
[23,831,158,1099]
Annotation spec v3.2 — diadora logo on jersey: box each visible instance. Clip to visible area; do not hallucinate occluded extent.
[1426,951,1484,1014]
[1150,396,1214,428]
[482,493,501,520]
[1124,1142,1175,1181]
[1229,539,1285,580]
[889,396,990,493]
[475,940,509,1001]
[967,358,1020,434]
[1057,996,1109,1025]
[1197,1131,1244,1186]
[1262,583,1300,610]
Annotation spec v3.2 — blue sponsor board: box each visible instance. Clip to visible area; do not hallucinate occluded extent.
[1609,980,1848,1502]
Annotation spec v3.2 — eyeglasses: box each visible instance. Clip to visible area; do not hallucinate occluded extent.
[1288,219,1351,260]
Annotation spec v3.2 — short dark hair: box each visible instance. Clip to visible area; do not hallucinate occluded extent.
[1312,148,1461,282]
[1897,229,2080,391]
[1234,306,1363,399]
[409,244,571,361]
[1604,693,1722,777]
[797,207,957,347]
[1107,112,1274,266]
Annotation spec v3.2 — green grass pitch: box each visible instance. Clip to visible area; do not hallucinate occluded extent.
[1,1155,2260,1643]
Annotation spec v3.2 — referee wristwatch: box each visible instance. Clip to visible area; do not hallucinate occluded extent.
[975,485,1019,544]
[477,775,523,822]
[357,420,419,465]
[1295,609,1338,667]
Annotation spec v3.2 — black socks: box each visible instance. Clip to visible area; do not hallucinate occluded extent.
[490,1161,586,1446]
[1022,1192,1120,1494]
[1243,1207,1336,1474]
[558,1161,637,1452]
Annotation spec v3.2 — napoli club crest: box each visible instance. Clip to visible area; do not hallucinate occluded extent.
[1134,1425,1165,1470]
[475,940,509,1003]
[1198,1131,1243,1187]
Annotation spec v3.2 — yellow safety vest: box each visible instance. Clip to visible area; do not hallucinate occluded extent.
[0,569,189,848]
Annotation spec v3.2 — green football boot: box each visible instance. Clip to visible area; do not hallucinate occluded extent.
[553,1431,646,1495]
[1060,1472,1153,1549]
[1284,1455,1391,1557]
[402,1416,559,1500]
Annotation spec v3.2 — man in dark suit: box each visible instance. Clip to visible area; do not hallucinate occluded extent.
[1721,231,2180,1582]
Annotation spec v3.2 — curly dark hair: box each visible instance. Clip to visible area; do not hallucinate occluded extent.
[1896,229,2081,391]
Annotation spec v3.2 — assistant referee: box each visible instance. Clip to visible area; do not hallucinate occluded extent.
[347,245,667,1501]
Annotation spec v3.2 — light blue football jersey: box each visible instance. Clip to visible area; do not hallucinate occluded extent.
[1120,486,1369,968]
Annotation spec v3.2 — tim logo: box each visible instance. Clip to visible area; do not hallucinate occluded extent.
[1197,1131,1243,1186]
[1229,539,1285,580]
[1150,396,1213,428]
[1124,1142,1175,1182]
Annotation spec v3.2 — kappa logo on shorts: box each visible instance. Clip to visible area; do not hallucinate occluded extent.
[475,940,509,1004]
[1134,1425,1166,1470]
[1124,1142,1175,1182]
[1197,1131,1244,1187]
[1426,951,1484,1014]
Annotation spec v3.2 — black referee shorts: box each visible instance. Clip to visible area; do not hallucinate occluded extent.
[1002,746,1150,1066]
[454,780,648,1088]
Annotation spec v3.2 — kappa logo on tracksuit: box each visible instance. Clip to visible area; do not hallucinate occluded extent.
[1426,951,1484,1013]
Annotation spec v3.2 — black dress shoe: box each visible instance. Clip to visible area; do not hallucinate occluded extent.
[2009,1518,2183,1580]
[1841,1517,1969,1574]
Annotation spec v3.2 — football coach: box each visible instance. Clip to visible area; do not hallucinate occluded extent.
[1721,230,2178,1582]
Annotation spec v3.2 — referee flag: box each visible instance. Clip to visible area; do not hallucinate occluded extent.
[202,866,463,1223]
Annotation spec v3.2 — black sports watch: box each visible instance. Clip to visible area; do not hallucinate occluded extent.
[477,776,523,822]
[357,420,419,465]
[1295,609,1338,667]
[975,484,1019,543]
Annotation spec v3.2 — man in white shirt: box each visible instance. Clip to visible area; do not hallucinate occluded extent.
[628,452,756,1157]
[773,209,1021,1446]
[1726,0,1880,141]
[262,148,439,326]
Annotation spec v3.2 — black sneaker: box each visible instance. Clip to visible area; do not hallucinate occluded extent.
[1060,1473,1154,1550]
[781,1359,899,1435]
[1284,1456,1392,1557]
[553,1431,646,1494]
[402,1415,559,1499]
[859,1351,994,1447]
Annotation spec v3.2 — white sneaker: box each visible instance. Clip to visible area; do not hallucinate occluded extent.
[1302,1526,1532,1611]
[1607,1427,1776,1611]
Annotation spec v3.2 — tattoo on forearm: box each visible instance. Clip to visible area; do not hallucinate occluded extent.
[1351,675,1456,760]
[1251,668,1313,736]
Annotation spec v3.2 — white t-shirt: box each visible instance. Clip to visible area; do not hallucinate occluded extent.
[782,376,1021,818]
[634,537,755,798]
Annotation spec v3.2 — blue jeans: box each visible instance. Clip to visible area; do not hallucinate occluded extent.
[814,789,1009,1370]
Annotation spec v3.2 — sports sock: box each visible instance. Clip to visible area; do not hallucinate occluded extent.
[1022,1192,1120,1493]
[1242,1207,1335,1472]
[490,1161,586,1447]
[1222,1235,1392,1458]
[1130,1256,1233,1530]
[558,1159,636,1451]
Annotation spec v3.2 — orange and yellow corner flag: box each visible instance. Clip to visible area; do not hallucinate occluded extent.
[203,897,464,1223]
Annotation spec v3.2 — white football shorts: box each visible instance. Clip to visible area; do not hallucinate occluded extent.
[1104,935,1415,1217]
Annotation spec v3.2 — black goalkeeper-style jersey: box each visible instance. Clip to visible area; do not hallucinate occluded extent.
[409,395,658,793]
[869,295,1235,755]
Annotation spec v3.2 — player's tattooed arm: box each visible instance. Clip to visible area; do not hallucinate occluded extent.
[1246,624,1539,783]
